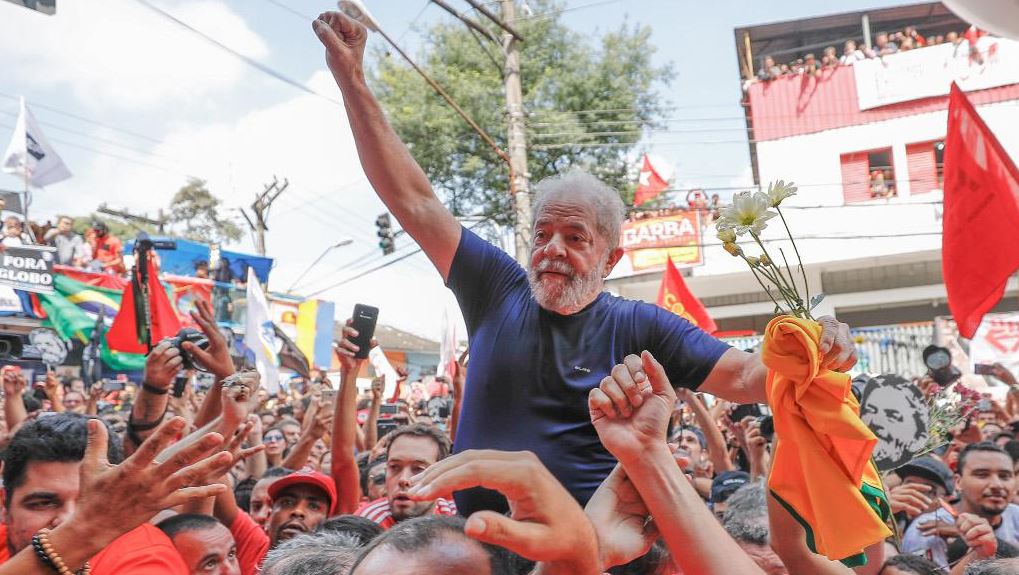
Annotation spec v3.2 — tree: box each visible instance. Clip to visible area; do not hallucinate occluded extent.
[168,178,242,244]
[370,0,673,224]
[71,214,156,240]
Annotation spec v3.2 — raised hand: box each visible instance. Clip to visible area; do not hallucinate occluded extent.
[407,450,600,574]
[816,315,857,372]
[333,317,378,373]
[585,464,656,570]
[183,299,234,380]
[956,513,997,558]
[887,483,933,519]
[313,11,369,84]
[75,418,230,544]
[370,376,385,402]
[144,341,183,392]
[220,371,259,429]
[590,351,675,463]
[1,367,26,397]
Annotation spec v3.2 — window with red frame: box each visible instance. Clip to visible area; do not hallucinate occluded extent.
[906,140,945,194]
[840,147,896,203]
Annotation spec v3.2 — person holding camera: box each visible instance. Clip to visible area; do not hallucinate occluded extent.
[128,299,235,447]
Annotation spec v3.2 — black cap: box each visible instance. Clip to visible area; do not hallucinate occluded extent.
[711,470,751,504]
[895,456,955,495]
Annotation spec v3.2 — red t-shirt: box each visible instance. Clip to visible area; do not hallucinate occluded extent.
[229,511,270,575]
[93,235,125,273]
[356,497,458,530]
[0,523,187,574]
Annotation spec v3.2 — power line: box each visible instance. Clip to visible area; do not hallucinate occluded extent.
[260,0,314,20]
[0,90,166,145]
[303,229,944,295]
[0,108,175,160]
[519,0,622,22]
[0,120,197,177]
[131,0,341,106]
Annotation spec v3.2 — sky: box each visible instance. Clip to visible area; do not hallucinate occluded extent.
[0,0,909,339]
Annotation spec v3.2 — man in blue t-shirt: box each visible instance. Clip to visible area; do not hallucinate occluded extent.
[315,12,858,515]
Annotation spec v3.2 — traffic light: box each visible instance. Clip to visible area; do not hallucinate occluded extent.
[376,213,395,255]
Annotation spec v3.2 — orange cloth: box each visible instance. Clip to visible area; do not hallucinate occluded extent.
[762,315,891,563]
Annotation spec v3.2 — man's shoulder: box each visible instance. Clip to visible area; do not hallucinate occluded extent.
[91,524,187,574]
[358,497,392,519]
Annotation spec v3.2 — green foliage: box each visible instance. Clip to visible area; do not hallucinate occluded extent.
[70,214,156,240]
[168,178,242,244]
[369,0,673,224]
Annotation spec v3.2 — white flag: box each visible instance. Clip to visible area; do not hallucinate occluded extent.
[244,267,280,393]
[438,296,463,381]
[3,97,72,187]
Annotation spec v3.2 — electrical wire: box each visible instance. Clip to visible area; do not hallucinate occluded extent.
[302,229,944,295]
[0,108,176,161]
[131,0,341,106]
[0,90,166,145]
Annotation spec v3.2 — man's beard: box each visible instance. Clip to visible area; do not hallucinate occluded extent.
[527,256,606,313]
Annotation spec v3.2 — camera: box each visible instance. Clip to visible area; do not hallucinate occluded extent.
[923,345,961,387]
[163,327,210,371]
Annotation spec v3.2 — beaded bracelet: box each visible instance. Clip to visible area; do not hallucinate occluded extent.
[32,529,90,575]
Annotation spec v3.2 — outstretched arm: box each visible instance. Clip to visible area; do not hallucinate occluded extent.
[590,352,766,575]
[313,11,461,280]
[332,318,378,514]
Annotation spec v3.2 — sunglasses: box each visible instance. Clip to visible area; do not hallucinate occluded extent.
[264,434,284,443]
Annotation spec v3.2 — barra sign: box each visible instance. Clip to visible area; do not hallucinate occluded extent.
[613,211,703,276]
[0,245,55,294]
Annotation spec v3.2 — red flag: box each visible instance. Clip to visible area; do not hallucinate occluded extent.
[106,256,182,353]
[656,257,717,333]
[942,82,1019,338]
[634,154,669,206]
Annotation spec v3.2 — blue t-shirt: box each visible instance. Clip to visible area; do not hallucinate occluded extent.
[446,227,730,515]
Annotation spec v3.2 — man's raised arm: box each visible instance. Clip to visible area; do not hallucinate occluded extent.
[313,11,462,280]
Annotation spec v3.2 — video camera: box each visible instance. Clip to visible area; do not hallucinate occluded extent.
[923,344,962,386]
[0,334,24,360]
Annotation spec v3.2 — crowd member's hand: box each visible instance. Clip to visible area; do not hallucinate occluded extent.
[956,513,997,558]
[887,483,933,519]
[452,350,468,393]
[144,341,183,391]
[220,371,259,429]
[75,417,230,543]
[313,11,368,83]
[990,363,1018,387]
[310,403,333,440]
[183,299,235,380]
[2,367,26,397]
[585,464,656,570]
[88,382,105,404]
[589,351,673,463]
[816,315,857,372]
[370,376,384,402]
[334,317,378,372]
[199,420,265,483]
[918,517,961,539]
[739,416,767,458]
[44,371,63,401]
[407,450,600,574]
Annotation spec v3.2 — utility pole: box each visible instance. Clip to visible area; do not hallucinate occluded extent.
[499,0,532,264]
[97,203,168,233]
[241,177,288,256]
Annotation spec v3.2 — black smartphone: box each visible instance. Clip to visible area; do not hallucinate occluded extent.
[350,304,379,359]
[380,403,399,416]
[172,374,188,398]
[377,419,399,439]
[758,415,775,442]
[974,364,995,376]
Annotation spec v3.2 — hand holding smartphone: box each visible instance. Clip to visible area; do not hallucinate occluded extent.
[350,304,379,360]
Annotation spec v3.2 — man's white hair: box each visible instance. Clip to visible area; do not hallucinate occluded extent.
[531,168,626,249]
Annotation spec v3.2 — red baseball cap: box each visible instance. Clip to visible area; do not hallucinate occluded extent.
[267,470,337,515]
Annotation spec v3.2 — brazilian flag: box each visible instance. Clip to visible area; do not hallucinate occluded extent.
[35,275,147,371]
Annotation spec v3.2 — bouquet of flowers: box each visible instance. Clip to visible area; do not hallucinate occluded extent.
[918,380,983,458]
[715,181,823,321]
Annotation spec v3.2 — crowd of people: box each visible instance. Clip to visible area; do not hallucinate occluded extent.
[1,211,126,274]
[1,10,1018,575]
[753,25,989,83]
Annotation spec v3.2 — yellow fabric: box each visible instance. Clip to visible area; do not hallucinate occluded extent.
[762,315,892,561]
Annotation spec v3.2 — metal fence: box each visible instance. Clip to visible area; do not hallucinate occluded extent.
[722,322,934,378]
